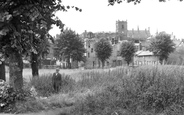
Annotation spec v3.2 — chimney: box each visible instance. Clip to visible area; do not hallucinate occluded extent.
[84,30,87,38]
[156,29,159,35]
[137,26,139,31]
[148,27,150,33]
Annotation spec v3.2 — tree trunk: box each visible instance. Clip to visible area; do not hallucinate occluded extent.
[31,52,39,77]
[102,60,105,69]
[0,61,6,81]
[67,58,71,69]
[9,52,23,91]
[159,59,163,65]
[127,61,130,66]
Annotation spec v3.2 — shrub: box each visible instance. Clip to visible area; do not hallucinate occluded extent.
[0,80,33,113]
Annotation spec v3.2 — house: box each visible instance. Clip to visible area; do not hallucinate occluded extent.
[84,38,127,69]
[134,50,160,66]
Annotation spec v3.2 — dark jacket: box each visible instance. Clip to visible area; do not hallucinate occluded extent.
[52,73,62,85]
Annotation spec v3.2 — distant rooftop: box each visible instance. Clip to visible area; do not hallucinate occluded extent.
[127,29,151,40]
[135,50,154,56]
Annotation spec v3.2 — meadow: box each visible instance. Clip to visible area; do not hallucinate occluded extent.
[5,67,114,82]
[2,65,184,115]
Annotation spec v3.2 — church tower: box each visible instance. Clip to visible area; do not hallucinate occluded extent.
[116,20,127,35]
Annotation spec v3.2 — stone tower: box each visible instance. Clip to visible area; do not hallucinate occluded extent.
[116,20,127,35]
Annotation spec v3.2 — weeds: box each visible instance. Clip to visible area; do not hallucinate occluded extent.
[4,65,184,114]
[73,65,184,115]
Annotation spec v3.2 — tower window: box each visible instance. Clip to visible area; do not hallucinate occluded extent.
[122,25,124,30]
[88,52,90,58]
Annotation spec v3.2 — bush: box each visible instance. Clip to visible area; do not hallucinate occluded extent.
[0,80,33,113]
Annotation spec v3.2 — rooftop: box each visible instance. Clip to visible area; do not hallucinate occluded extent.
[127,29,151,40]
[135,50,154,56]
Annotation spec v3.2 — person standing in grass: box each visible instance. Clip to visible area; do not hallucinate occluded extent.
[52,68,62,93]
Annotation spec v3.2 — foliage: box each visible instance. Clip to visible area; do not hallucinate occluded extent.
[73,65,184,115]
[14,98,51,114]
[2,65,184,114]
[94,39,112,68]
[167,45,184,65]
[108,0,183,5]
[120,41,136,65]
[30,74,76,97]
[149,32,175,64]
[0,80,33,113]
[54,29,86,68]
[0,0,82,89]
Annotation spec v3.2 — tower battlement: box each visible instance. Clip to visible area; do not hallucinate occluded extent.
[116,20,128,35]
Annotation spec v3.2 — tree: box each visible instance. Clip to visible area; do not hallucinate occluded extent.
[30,39,51,77]
[95,39,112,68]
[0,59,5,81]
[108,0,183,5]
[0,0,81,90]
[120,41,136,66]
[54,29,85,69]
[166,43,184,65]
[148,32,175,64]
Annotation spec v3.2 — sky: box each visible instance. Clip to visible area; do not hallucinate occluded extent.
[49,0,184,39]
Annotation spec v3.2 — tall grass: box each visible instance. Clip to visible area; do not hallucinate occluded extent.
[73,65,184,115]
[14,65,184,114]
[30,74,76,97]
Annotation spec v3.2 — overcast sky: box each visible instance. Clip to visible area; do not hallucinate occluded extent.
[49,0,184,39]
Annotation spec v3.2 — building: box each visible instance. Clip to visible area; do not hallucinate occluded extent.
[82,20,152,69]
[134,50,160,66]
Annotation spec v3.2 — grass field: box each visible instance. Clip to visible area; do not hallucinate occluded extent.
[5,67,116,82]
[4,65,184,115]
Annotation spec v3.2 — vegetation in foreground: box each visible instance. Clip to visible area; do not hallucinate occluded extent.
[1,65,184,115]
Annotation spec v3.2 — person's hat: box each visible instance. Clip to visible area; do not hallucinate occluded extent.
[56,68,60,71]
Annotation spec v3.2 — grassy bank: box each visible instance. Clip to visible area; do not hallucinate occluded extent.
[2,65,184,115]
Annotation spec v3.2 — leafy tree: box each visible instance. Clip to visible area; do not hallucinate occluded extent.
[120,41,136,65]
[95,39,112,68]
[148,32,175,64]
[54,29,85,69]
[0,0,81,90]
[30,38,51,77]
[166,43,184,65]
